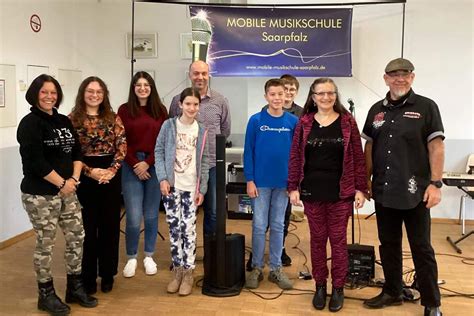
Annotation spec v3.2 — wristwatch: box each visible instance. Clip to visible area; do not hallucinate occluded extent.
[429,180,443,188]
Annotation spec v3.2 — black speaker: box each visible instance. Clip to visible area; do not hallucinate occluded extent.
[347,244,375,284]
[202,135,245,297]
[202,233,245,296]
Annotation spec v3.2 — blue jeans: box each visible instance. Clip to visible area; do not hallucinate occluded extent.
[251,187,288,270]
[203,166,216,236]
[121,154,161,258]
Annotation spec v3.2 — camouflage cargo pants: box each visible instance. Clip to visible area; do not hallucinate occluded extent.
[21,193,85,283]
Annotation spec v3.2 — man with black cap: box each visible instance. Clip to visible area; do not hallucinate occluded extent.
[361,58,444,316]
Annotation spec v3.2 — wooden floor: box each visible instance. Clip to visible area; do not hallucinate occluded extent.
[1,212,473,316]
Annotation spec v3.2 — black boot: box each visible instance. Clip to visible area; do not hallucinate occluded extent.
[312,284,327,310]
[329,287,344,312]
[37,280,70,316]
[65,274,98,308]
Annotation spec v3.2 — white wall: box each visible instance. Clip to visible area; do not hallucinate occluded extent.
[0,0,472,242]
[0,0,87,241]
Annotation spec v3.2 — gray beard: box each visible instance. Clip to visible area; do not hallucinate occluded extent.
[392,89,408,99]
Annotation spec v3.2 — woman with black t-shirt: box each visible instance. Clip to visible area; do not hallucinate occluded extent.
[17,74,97,315]
[287,78,367,313]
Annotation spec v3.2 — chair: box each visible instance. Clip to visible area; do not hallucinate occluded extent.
[446,154,474,253]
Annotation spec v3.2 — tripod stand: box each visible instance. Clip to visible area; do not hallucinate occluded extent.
[119,208,166,241]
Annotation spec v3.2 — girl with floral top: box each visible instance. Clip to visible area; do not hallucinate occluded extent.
[69,76,127,294]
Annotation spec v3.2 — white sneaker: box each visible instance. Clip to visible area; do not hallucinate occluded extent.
[143,257,157,275]
[123,258,137,278]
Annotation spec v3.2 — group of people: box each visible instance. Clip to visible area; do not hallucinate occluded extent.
[17,60,230,315]
[243,75,366,313]
[17,57,443,316]
[242,58,443,316]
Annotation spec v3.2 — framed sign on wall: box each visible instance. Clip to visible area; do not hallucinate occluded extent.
[126,33,158,59]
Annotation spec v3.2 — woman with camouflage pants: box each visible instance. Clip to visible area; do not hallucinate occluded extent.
[17,75,98,315]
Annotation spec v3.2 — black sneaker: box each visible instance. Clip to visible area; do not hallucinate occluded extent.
[424,306,442,316]
[281,248,292,266]
[363,291,403,309]
[101,277,114,293]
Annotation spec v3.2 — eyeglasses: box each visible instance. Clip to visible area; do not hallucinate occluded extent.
[313,91,336,97]
[386,71,412,79]
[284,87,298,93]
[85,89,104,96]
[135,83,151,88]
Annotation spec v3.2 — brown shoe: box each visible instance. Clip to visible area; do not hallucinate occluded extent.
[179,268,194,296]
[167,266,183,294]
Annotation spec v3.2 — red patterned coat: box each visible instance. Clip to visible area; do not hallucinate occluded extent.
[287,112,367,199]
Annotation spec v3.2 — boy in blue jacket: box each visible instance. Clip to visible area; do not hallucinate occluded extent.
[244,79,298,290]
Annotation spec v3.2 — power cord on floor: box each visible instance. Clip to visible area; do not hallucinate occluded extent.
[402,250,474,266]
[439,286,474,298]
[194,217,474,301]
[288,230,311,274]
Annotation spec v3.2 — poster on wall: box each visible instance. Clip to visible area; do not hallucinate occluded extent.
[0,64,17,127]
[189,6,352,77]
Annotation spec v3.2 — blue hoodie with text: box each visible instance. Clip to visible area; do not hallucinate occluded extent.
[243,108,298,188]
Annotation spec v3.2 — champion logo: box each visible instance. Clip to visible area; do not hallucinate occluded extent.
[403,111,422,119]
[260,125,291,133]
[372,112,385,129]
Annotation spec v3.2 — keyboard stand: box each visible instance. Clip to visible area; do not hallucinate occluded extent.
[445,187,472,254]
[447,230,474,254]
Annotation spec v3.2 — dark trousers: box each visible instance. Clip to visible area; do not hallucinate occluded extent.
[304,199,352,288]
[77,155,121,284]
[283,200,291,244]
[375,201,441,307]
[203,166,216,236]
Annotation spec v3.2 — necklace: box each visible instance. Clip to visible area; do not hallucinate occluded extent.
[315,112,336,128]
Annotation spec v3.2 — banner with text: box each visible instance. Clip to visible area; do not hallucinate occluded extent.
[189,6,352,77]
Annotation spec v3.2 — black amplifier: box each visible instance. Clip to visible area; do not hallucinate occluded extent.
[347,244,375,283]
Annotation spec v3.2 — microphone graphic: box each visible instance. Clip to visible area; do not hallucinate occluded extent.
[191,12,212,62]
